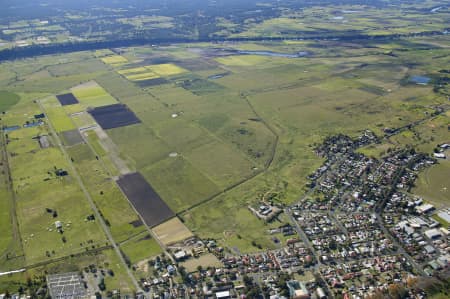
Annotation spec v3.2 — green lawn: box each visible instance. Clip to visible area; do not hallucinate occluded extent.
[120,233,162,265]
[71,81,118,108]
[0,91,20,112]
[140,155,220,212]
[45,106,76,132]
[413,160,450,208]
[66,143,146,243]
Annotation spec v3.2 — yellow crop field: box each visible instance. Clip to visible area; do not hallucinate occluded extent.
[146,63,187,76]
[152,217,194,245]
[125,72,160,81]
[117,67,149,75]
[100,55,128,66]
[215,55,271,66]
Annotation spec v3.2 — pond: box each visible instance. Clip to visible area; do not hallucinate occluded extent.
[208,73,228,80]
[3,125,20,132]
[410,75,431,85]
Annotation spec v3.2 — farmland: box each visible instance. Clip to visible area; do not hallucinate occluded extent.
[0,12,449,296]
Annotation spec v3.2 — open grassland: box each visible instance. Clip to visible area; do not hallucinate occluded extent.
[0,130,16,266]
[107,124,171,170]
[120,233,162,265]
[47,58,108,77]
[182,173,298,253]
[1,92,138,294]
[0,91,20,112]
[184,140,256,188]
[70,111,96,128]
[83,130,121,176]
[7,128,107,265]
[152,217,194,246]
[141,156,220,213]
[71,81,118,108]
[61,103,84,114]
[66,143,146,243]
[44,106,76,133]
[216,55,279,67]
[0,188,13,262]
[96,249,135,293]
[99,39,450,252]
[1,35,449,259]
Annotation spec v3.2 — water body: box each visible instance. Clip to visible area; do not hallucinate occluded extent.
[3,125,20,132]
[410,75,431,85]
[208,73,228,80]
[23,120,44,128]
[238,50,310,58]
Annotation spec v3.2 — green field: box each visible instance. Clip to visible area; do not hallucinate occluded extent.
[141,155,220,212]
[0,91,20,112]
[146,63,188,76]
[45,106,76,132]
[120,233,162,265]
[0,33,449,293]
[0,89,135,294]
[66,143,147,242]
[101,55,128,66]
[7,125,107,264]
[413,159,450,208]
[71,81,118,108]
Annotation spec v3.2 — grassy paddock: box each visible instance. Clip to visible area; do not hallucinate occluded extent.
[66,143,145,243]
[141,156,220,213]
[120,233,162,265]
[0,91,20,112]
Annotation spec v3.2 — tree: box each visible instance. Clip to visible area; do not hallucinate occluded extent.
[328,239,337,250]
[98,278,106,291]
[388,283,408,299]
[243,275,253,287]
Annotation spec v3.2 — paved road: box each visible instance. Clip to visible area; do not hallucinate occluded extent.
[37,100,143,293]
